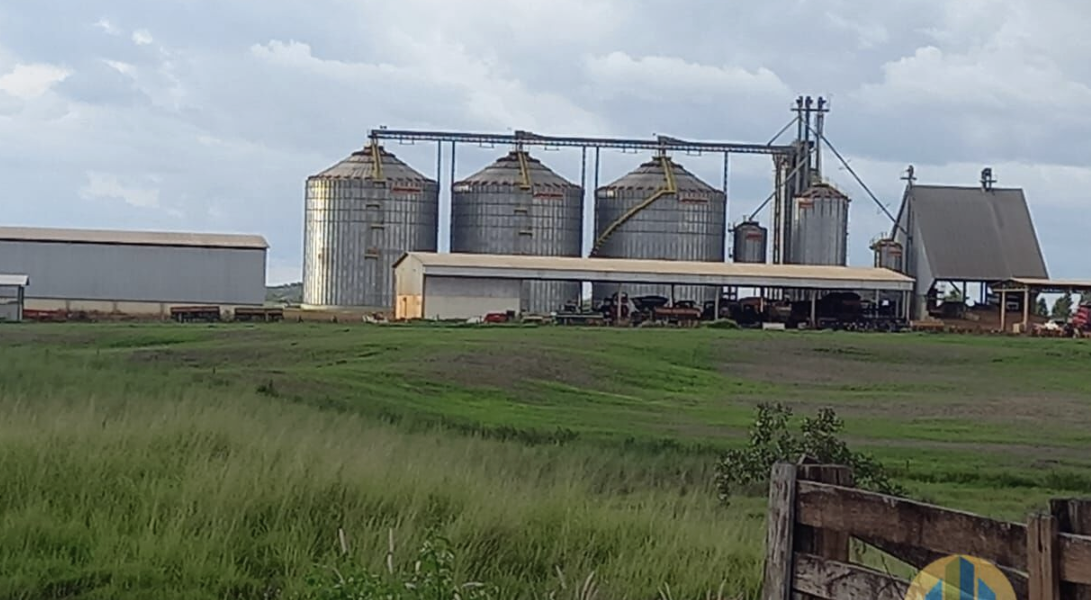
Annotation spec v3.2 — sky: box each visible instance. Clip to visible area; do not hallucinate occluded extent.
[1,0,1088,285]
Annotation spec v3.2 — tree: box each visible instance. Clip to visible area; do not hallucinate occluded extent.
[1035,297,1049,317]
[1052,292,1074,320]
[944,287,963,303]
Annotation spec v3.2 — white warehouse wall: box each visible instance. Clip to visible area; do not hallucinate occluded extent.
[0,241,267,305]
[423,276,521,320]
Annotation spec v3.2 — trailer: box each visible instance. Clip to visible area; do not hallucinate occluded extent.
[170,306,222,323]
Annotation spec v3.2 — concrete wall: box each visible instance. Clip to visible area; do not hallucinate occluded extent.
[25,298,254,318]
[422,276,521,320]
[0,240,266,305]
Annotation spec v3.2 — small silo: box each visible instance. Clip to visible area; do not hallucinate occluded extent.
[450,150,583,314]
[732,221,768,264]
[303,144,439,310]
[591,154,726,303]
[871,238,904,272]
[788,183,850,266]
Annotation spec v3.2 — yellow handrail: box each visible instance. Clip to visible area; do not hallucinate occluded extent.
[516,150,532,191]
[369,138,385,182]
[590,154,677,256]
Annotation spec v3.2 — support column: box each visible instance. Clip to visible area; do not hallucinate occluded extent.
[1000,290,1007,333]
[714,290,721,322]
[1023,288,1031,333]
[810,290,817,329]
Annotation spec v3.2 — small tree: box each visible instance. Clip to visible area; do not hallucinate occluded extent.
[1052,292,1075,321]
[715,403,903,502]
[1035,297,1049,317]
[944,287,963,303]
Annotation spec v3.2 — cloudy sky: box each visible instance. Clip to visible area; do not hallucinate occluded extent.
[1,0,1088,284]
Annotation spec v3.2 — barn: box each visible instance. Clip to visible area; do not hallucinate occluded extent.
[0,226,268,316]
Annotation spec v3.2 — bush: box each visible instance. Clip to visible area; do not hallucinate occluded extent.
[715,403,904,501]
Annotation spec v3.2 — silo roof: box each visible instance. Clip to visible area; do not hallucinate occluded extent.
[456,151,578,189]
[797,183,850,200]
[895,185,1048,281]
[599,157,720,193]
[311,146,435,183]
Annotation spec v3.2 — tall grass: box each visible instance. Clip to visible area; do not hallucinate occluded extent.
[0,352,764,600]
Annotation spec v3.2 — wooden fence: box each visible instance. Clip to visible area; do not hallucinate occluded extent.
[761,463,1091,600]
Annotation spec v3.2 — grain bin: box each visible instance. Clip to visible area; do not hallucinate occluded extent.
[788,183,850,266]
[303,144,439,310]
[871,238,904,272]
[591,154,725,303]
[451,150,583,314]
[732,221,768,264]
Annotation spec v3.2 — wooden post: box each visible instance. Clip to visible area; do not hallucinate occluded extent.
[1028,513,1060,600]
[810,290,817,329]
[1024,288,1031,332]
[1050,499,1091,600]
[796,465,854,563]
[1001,290,1008,333]
[762,463,798,600]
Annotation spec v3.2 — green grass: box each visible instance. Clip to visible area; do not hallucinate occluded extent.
[1,323,1090,599]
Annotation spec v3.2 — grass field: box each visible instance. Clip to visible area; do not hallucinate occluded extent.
[2,323,1090,599]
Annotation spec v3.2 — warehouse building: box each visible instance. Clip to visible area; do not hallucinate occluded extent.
[0,274,29,322]
[0,226,268,316]
[891,175,1049,319]
[393,252,914,320]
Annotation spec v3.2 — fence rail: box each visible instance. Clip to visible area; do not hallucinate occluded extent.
[761,462,1091,600]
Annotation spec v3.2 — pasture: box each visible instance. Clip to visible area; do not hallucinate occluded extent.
[1,323,1089,599]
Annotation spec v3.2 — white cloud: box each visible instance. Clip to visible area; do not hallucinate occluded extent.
[0,63,71,99]
[132,29,154,46]
[94,18,120,36]
[825,13,889,49]
[584,52,789,102]
[103,59,136,76]
[79,172,160,209]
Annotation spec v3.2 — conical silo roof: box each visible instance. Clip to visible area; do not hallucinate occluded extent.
[599,156,719,193]
[456,151,578,189]
[310,146,435,183]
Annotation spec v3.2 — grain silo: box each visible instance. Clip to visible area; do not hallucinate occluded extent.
[303,144,439,310]
[451,150,583,314]
[788,183,850,266]
[871,238,904,272]
[732,221,768,264]
[591,154,725,303]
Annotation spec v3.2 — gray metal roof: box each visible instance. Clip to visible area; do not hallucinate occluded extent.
[311,146,435,183]
[599,156,718,193]
[395,252,915,292]
[455,151,578,190]
[0,226,268,250]
[899,185,1048,281]
[0,274,29,287]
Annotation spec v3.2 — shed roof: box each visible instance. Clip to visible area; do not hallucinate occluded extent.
[896,185,1048,281]
[395,252,914,292]
[0,274,29,287]
[994,278,1091,293]
[0,226,268,250]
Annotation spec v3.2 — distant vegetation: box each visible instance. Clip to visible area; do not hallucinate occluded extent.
[2,324,1090,599]
[266,281,303,304]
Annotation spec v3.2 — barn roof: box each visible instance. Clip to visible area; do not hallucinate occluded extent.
[896,185,1048,281]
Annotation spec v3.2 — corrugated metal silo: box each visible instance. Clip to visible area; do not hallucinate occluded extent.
[303,144,439,310]
[732,221,768,264]
[591,154,726,303]
[451,150,583,314]
[788,183,850,266]
[871,238,904,272]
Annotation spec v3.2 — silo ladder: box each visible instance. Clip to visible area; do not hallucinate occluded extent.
[589,154,677,257]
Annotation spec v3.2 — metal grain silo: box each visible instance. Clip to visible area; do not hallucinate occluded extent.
[451,150,583,314]
[732,221,768,264]
[871,238,904,272]
[303,144,439,310]
[788,183,850,266]
[591,154,726,303]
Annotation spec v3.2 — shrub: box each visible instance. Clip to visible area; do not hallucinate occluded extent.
[715,403,904,501]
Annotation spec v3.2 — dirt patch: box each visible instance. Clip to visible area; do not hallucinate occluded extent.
[715,336,992,387]
[405,345,604,392]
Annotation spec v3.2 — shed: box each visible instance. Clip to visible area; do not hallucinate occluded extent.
[0,274,29,322]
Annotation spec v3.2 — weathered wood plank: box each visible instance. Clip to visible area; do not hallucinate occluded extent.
[795,480,1027,571]
[762,463,798,600]
[1051,500,1091,593]
[1029,514,1060,600]
[792,553,909,600]
[795,466,853,564]
[1058,533,1091,586]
